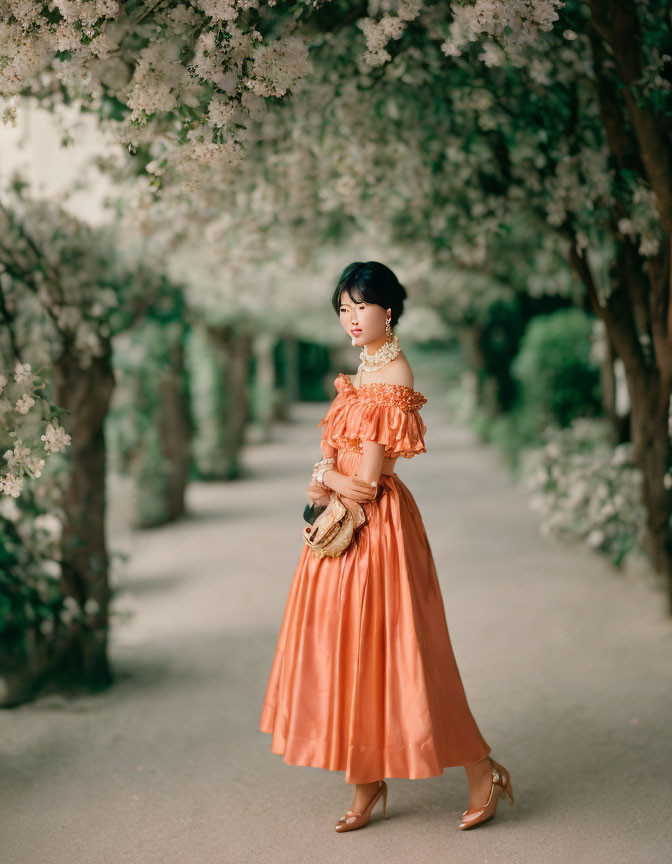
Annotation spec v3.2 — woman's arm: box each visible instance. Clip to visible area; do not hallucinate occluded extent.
[305,441,339,504]
[356,439,386,486]
[322,440,384,503]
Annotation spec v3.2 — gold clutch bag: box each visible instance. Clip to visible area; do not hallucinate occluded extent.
[303,492,367,558]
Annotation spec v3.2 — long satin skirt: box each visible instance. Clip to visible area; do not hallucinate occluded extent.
[259,448,491,783]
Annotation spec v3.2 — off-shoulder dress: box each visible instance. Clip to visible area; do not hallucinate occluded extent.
[259,372,491,783]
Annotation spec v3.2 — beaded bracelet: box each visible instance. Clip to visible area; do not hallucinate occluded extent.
[312,456,335,490]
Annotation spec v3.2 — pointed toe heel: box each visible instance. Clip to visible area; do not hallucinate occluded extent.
[459,758,514,831]
[335,780,388,832]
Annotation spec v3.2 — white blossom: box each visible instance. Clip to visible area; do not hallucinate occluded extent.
[15,392,35,414]
[0,471,23,498]
[126,40,185,123]
[441,0,563,61]
[3,439,31,471]
[24,453,46,477]
[244,36,312,98]
[13,361,33,387]
[40,419,72,454]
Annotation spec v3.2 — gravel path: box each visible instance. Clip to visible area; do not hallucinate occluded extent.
[2,388,671,864]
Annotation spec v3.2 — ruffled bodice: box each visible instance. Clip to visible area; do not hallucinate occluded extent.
[317,372,428,459]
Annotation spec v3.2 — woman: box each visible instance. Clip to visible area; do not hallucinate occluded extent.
[259,261,514,832]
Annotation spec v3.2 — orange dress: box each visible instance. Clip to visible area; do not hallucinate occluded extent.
[259,372,491,783]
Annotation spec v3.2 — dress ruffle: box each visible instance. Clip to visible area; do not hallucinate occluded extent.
[317,373,428,459]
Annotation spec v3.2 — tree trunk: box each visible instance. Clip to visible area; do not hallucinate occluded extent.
[625,365,672,589]
[204,325,252,480]
[274,334,299,422]
[285,334,300,403]
[581,9,672,610]
[457,324,499,417]
[156,328,191,522]
[599,326,631,446]
[571,242,672,612]
[598,323,672,613]
[252,332,278,438]
[52,343,116,691]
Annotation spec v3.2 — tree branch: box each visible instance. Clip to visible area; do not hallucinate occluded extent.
[589,0,672,233]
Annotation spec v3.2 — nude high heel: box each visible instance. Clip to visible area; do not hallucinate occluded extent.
[334,780,388,832]
[459,757,514,830]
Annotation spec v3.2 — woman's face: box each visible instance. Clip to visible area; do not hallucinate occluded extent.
[339,291,389,346]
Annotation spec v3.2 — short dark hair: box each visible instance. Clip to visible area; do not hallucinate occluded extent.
[331,261,407,328]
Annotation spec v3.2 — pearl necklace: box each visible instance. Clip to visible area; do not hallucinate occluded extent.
[357,331,402,372]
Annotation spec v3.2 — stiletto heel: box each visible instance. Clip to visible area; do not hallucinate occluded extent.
[503,773,515,805]
[459,757,514,831]
[335,780,388,832]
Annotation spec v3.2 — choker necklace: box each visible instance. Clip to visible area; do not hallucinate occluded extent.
[358,330,402,372]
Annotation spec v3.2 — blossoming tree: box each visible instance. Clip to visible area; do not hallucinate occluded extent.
[2,0,672,708]
[0,185,187,701]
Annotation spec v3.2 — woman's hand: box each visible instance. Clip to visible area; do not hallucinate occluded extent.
[325,469,377,503]
[306,478,331,506]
